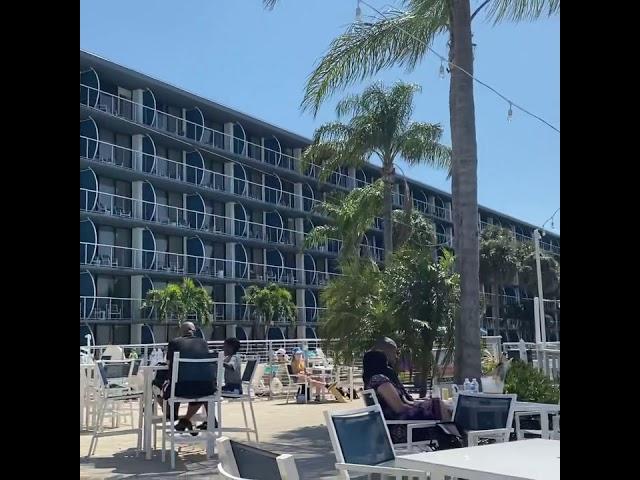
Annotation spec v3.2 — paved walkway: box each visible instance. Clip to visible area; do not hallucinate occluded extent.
[80,397,359,479]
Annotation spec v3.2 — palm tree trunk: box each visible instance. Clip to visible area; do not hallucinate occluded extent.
[450,0,481,384]
[382,161,394,264]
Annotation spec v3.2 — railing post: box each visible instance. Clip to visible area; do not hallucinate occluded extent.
[518,338,527,362]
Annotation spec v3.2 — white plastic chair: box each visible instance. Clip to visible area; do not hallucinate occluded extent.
[451,392,517,446]
[162,351,224,469]
[216,436,299,480]
[324,405,428,480]
[361,388,437,453]
[284,364,308,404]
[220,358,260,442]
[86,360,143,457]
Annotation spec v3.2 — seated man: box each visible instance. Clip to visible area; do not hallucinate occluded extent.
[164,322,215,432]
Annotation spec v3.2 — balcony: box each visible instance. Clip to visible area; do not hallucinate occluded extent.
[80,242,340,288]
[80,83,351,190]
[80,188,347,255]
[81,136,318,215]
[80,296,325,325]
[80,296,132,321]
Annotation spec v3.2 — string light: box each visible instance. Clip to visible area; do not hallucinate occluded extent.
[357,0,560,135]
[439,60,445,79]
[507,102,513,123]
[541,208,560,230]
[355,0,362,22]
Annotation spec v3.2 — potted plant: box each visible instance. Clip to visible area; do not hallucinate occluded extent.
[481,348,511,393]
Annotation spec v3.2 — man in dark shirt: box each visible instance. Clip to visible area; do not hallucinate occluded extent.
[164,322,215,431]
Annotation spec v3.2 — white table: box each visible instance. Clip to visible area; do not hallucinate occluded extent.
[141,364,167,460]
[396,439,559,480]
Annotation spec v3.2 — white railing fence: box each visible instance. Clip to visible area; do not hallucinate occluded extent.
[503,339,560,383]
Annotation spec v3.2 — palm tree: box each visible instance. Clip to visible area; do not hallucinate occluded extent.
[303,81,450,262]
[142,278,213,325]
[264,0,560,383]
[517,243,560,298]
[479,225,519,333]
[243,283,297,339]
[306,179,385,259]
[306,178,437,261]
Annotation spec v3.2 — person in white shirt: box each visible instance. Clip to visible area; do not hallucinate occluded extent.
[222,337,243,394]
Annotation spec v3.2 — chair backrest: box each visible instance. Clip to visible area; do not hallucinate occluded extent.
[361,389,379,408]
[452,392,517,432]
[96,360,135,387]
[324,405,396,468]
[216,436,299,480]
[170,351,224,398]
[241,359,259,383]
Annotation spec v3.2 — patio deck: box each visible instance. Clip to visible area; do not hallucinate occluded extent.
[80,397,358,479]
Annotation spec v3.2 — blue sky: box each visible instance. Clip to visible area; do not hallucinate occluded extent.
[80,0,559,232]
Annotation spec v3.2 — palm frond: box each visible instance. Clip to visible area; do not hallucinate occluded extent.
[397,122,451,169]
[303,225,338,250]
[484,0,560,25]
[262,0,279,10]
[301,5,449,115]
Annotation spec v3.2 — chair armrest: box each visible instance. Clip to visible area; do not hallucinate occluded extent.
[336,463,427,480]
[467,428,510,446]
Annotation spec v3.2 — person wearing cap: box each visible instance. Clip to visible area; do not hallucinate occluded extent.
[290,348,326,402]
[275,348,290,363]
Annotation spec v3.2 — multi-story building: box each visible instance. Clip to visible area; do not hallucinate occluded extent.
[80,50,560,346]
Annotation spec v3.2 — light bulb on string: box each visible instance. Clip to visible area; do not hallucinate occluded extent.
[507,102,513,123]
[439,60,445,79]
[355,0,362,22]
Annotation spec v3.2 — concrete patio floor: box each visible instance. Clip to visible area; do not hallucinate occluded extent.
[80,397,359,479]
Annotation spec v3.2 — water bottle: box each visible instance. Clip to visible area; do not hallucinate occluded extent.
[463,378,471,392]
[471,378,479,393]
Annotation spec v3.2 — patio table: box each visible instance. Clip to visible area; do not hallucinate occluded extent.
[396,438,559,480]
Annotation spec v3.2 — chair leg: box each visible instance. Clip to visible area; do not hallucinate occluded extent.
[240,401,250,442]
[248,396,259,443]
[88,398,106,457]
[170,401,176,469]
[136,397,143,454]
[217,399,222,440]
[206,400,214,458]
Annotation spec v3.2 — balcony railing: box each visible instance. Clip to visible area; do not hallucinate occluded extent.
[80,136,321,213]
[80,242,340,286]
[412,197,451,221]
[80,296,325,324]
[80,83,352,190]
[80,296,132,321]
[81,187,343,254]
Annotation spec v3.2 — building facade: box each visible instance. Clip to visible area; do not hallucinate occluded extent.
[80,50,560,346]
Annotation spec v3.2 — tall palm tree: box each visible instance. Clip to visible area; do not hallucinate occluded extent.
[264,0,559,382]
[303,81,450,262]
